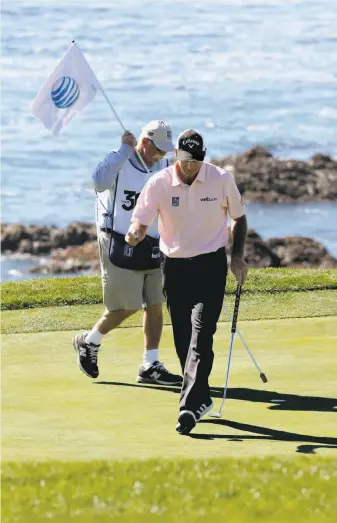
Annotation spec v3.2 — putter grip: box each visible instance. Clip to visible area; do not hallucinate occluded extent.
[231,284,242,333]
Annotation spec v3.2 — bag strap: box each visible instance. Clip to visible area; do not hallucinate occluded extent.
[95,173,119,232]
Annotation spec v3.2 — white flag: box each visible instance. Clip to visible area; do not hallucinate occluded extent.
[30,42,100,136]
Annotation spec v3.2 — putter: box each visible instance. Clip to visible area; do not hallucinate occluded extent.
[222,302,267,383]
[209,283,242,419]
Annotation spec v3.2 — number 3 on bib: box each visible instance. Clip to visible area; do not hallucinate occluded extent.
[122,190,140,211]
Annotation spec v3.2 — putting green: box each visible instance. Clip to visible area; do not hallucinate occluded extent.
[2,316,336,462]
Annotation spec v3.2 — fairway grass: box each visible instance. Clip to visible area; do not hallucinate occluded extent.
[2,289,337,334]
[2,317,336,462]
[2,268,337,310]
[2,458,337,523]
[2,291,337,522]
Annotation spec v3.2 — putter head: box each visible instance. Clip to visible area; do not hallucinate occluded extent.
[208,411,222,418]
[260,373,268,383]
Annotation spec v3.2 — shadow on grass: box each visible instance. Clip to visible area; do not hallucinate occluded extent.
[96,382,337,413]
[192,419,337,454]
[96,381,337,454]
[296,444,337,454]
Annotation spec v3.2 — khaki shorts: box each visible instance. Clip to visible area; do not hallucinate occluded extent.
[98,231,165,311]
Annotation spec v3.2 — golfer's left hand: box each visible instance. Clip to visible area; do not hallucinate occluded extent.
[231,255,248,285]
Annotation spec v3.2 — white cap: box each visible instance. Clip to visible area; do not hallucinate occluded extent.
[141,120,174,152]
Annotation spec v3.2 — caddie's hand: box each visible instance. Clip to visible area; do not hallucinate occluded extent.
[125,231,141,246]
[230,255,248,285]
[122,130,137,148]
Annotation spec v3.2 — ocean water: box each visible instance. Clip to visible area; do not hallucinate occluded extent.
[1,0,337,280]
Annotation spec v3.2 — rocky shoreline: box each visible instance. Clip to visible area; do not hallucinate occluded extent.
[213,147,337,202]
[1,222,337,275]
[2,147,337,276]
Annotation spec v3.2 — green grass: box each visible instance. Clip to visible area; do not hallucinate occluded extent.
[2,458,337,523]
[2,289,337,334]
[2,272,337,522]
[2,316,337,522]
[1,268,337,310]
[2,317,336,462]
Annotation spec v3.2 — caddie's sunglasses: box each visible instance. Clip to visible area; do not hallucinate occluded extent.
[149,139,166,154]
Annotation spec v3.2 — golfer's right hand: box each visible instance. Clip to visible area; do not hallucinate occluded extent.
[125,231,141,246]
[231,255,248,285]
[122,130,137,148]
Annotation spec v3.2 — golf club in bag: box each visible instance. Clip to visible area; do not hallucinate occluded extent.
[209,282,242,419]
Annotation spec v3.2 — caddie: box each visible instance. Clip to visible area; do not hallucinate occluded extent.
[72,120,182,386]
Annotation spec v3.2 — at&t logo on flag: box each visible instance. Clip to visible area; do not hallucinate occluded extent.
[51,76,80,109]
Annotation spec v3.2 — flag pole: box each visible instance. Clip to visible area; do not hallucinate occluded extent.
[98,86,151,174]
[70,41,150,173]
[98,87,127,133]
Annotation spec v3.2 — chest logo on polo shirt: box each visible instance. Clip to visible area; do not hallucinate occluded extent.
[200,197,218,202]
[172,197,180,207]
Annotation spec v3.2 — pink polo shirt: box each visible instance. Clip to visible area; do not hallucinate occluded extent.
[132,162,246,258]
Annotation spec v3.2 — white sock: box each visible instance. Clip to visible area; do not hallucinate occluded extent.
[143,349,159,368]
[85,327,103,346]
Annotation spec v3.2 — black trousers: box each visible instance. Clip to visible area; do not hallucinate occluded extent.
[162,248,227,412]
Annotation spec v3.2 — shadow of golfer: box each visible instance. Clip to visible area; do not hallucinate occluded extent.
[96,382,337,413]
[220,387,337,413]
[192,418,337,454]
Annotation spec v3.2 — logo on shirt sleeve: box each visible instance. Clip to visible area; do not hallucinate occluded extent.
[172,197,180,207]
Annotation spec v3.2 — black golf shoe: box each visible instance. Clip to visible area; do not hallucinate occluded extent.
[195,400,213,421]
[176,400,214,435]
[72,331,100,379]
[137,361,182,385]
[176,410,196,435]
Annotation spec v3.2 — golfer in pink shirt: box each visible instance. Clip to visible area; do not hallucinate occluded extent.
[126,129,248,435]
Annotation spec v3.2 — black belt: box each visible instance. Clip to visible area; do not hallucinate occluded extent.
[100,227,113,234]
[165,247,225,262]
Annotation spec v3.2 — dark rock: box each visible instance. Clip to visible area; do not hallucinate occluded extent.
[243,145,273,162]
[3,222,337,275]
[50,222,97,249]
[1,222,98,254]
[51,241,99,264]
[30,258,92,274]
[310,153,333,168]
[29,241,100,275]
[17,239,34,254]
[244,230,281,268]
[31,241,55,255]
[1,224,33,251]
[265,237,337,268]
[212,148,337,202]
[226,229,281,268]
